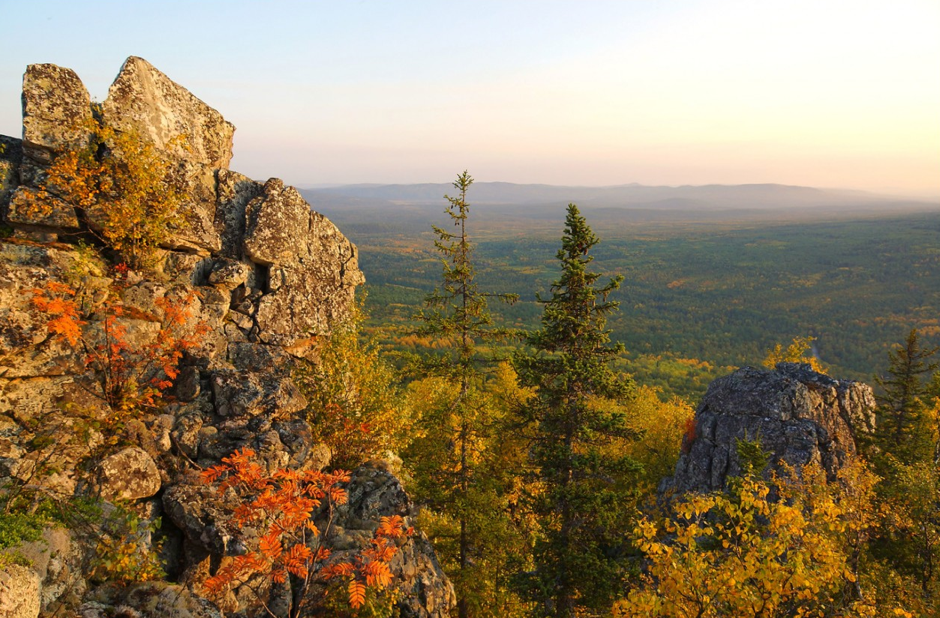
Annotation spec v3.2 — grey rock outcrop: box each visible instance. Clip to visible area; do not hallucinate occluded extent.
[0,57,450,618]
[663,363,876,495]
[244,178,365,349]
[661,363,875,493]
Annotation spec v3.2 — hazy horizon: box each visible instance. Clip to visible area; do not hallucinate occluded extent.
[1,1,938,199]
[296,180,939,202]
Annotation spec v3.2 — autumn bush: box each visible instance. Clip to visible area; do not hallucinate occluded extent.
[29,280,85,345]
[89,506,164,584]
[201,448,410,617]
[29,271,204,432]
[763,335,827,374]
[24,115,187,269]
[296,301,411,469]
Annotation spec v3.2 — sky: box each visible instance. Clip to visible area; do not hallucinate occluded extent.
[0,0,938,198]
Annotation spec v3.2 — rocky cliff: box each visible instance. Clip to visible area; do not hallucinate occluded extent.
[663,362,876,495]
[0,57,454,617]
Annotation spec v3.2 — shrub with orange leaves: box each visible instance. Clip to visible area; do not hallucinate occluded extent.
[28,280,85,346]
[201,448,411,618]
[321,514,413,616]
[29,276,204,425]
[84,289,205,423]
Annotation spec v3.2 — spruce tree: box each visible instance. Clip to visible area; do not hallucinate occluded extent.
[408,171,518,617]
[512,204,638,617]
[874,328,938,466]
[868,329,940,600]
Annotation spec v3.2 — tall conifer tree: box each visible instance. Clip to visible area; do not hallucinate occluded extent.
[409,171,517,617]
[512,204,638,617]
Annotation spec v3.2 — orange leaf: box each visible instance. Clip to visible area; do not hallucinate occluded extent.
[259,533,283,560]
[364,560,393,588]
[322,561,354,579]
[348,580,367,609]
[378,515,404,538]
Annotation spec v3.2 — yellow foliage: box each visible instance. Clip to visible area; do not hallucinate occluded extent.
[763,335,827,374]
[25,117,187,269]
[594,386,694,495]
[404,363,536,618]
[90,510,163,584]
[297,300,411,468]
[617,461,886,618]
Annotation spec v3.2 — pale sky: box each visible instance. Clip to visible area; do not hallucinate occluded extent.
[1,0,938,197]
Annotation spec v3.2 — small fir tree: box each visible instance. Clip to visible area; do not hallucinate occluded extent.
[874,328,938,466]
[512,204,638,617]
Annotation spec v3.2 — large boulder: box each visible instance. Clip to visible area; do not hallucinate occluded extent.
[101,57,233,169]
[100,57,234,255]
[20,64,93,162]
[4,63,94,231]
[663,363,876,495]
[95,447,162,501]
[244,179,364,349]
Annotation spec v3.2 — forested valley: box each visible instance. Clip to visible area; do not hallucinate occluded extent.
[298,174,940,616]
[311,187,940,404]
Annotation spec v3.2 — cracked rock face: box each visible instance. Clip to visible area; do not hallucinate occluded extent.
[0,57,453,618]
[244,179,365,349]
[663,363,876,495]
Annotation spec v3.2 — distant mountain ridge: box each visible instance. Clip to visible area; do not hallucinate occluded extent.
[301,181,937,214]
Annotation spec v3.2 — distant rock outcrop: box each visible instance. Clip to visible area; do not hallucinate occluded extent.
[0,57,450,618]
[663,363,876,495]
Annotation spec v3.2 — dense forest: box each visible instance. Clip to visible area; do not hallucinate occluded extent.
[312,194,940,403]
